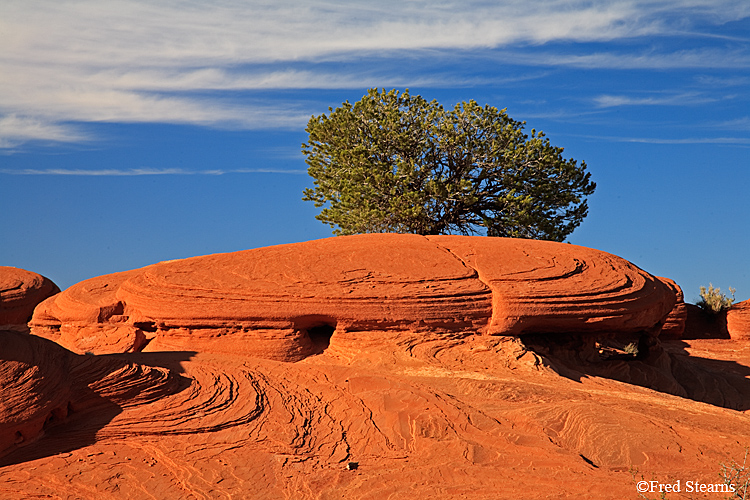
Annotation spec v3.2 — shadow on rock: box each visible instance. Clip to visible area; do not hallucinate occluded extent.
[521,332,750,411]
[0,331,191,467]
[0,388,122,467]
[681,304,730,339]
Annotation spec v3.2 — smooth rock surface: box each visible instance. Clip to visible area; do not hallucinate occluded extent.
[728,299,750,339]
[30,234,678,357]
[0,267,59,328]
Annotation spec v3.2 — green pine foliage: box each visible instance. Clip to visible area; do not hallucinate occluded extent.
[302,88,595,241]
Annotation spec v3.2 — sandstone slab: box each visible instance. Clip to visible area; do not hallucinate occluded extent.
[3,330,750,499]
[30,234,677,358]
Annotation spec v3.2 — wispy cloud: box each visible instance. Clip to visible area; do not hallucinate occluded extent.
[1,0,749,148]
[503,48,750,70]
[575,134,750,145]
[593,92,720,107]
[0,115,88,148]
[708,116,750,130]
[0,167,307,176]
[694,75,750,87]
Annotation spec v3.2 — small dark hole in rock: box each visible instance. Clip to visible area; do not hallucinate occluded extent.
[43,412,55,428]
[307,324,335,353]
[134,321,158,333]
[346,461,359,470]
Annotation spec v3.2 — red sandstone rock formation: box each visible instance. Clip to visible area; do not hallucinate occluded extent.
[30,234,677,357]
[3,328,750,499]
[728,299,750,339]
[0,266,59,328]
[5,237,750,499]
[682,303,730,339]
[429,236,677,336]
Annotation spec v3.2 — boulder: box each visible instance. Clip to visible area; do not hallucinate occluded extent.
[0,330,73,458]
[30,234,677,359]
[682,304,730,339]
[0,266,59,328]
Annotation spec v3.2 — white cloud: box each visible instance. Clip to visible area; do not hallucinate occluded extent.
[710,116,750,130]
[528,48,750,69]
[0,1,655,67]
[593,92,719,107]
[1,0,749,148]
[0,115,88,148]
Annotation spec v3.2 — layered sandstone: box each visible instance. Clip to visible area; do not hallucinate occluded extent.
[30,234,677,358]
[5,236,750,499]
[428,236,677,336]
[0,266,59,328]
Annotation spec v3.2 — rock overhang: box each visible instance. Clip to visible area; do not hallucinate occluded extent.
[28,233,679,359]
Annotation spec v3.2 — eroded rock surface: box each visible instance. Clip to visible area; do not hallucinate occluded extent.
[429,236,677,336]
[4,236,749,499]
[30,234,677,358]
[0,266,59,328]
[3,329,750,500]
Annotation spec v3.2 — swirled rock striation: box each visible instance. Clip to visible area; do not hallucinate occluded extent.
[30,234,677,359]
[0,329,184,462]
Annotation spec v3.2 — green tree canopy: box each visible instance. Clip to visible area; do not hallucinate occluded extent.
[302,88,595,241]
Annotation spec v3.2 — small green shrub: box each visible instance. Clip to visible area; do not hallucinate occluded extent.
[697,283,736,314]
[624,342,639,356]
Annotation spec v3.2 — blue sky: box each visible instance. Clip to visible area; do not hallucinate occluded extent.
[1,0,748,303]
